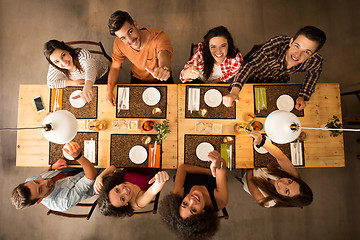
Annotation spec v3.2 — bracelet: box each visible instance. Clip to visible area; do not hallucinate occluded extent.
[162,66,170,72]
[256,135,266,148]
[73,152,83,160]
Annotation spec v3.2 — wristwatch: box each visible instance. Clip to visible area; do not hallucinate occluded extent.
[73,152,83,160]
[255,135,266,148]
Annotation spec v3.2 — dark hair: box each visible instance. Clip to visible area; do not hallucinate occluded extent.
[108,10,134,36]
[202,26,239,80]
[251,166,313,208]
[97,171,134,217]
[43,40,83,78]
[293,26,327,52]
[159,193,219,240]
[11,183,38,209]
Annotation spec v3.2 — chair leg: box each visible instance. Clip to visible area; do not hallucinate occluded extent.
[234,175,244,185]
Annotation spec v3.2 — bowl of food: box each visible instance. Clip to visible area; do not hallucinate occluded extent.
[250,120,264,131]
[141,120,155,131]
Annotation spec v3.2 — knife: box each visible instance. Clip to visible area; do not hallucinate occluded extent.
[256,88,260,113]
[189,88,193,113]
[153,141,157,167]
[118,88,125,113]
[229,144,232,171]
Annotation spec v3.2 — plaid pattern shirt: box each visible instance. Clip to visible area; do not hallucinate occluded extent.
[180,42,243,83]
[231,36,323,101]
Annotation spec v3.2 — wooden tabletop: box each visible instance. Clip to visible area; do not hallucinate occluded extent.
[16,83,344,168]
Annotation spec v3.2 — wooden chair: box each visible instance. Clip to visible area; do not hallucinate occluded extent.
[133,192,161,215]
[242,44,264,63]
[189,43,198,60]
[341,90,360,125]
[65,41,112,63]
[47,199,98,220]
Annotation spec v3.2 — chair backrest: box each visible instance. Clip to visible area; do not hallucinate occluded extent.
[189,43,198,60]
[46,199,98,220]
[65,41,112,62]
[133,191,160,215]
[242,44,264,63]
[219,207,229,219]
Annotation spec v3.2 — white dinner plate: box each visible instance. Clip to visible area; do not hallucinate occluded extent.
[62,144,75,160]
[142,87,161,106]
[69,90,86,108]
[276,94,294,111]
[196,142,214,161]
[129,145,148,164]
[204,89,222,107]
[253,136,272,154]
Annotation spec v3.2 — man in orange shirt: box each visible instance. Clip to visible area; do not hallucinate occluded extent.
[106,10,174,106]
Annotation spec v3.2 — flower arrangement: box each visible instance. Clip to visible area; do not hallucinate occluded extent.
[325,115,343,137]
[154,119,171,144]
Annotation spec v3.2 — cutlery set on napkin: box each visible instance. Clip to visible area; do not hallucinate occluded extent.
[290,140,303,166]
[84,138,96,163]
[148,141,160,168]
[254,87,267,113]
[188,88,200,113]
[118,87,129,112]
[221,143,233,170]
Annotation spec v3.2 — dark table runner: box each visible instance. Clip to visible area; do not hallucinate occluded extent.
[50,86,98,119]
[184,134,235,168]
[110,134,161,168]
[116,86,167,119]
[185,85,236,119]
[253,84,304,117]
[254,139,305,167]
[49,132,99,166]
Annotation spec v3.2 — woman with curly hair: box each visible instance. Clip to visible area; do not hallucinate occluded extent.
[159,150,228,240]
[44,39,109,103]
[243,131,313,208]
[180,26,243,83]
[95,166,169,217]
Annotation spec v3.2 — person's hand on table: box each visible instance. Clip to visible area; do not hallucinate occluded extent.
[145,66,170,81]
[208,150,224,177]
[51,159,67,170]
[148,171,169,185]
[94,175,104,194]
[63,141,82,158]
[106,89,116,107]
[183,61,200,79]
[249,130,262,146]
[223,87,240,107]
[295,96,306,111]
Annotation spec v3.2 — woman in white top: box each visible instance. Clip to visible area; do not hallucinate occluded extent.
[243,131,313,208]
[44,40,109,103]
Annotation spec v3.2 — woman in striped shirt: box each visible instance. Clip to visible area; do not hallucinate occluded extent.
[44,40,109,103]
[180,26,243,83]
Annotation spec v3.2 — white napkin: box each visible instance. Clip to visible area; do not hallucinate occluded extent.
[188,88,200,112]
[84,138,96,163]
[290,142,303,166]
[118,87,129,110]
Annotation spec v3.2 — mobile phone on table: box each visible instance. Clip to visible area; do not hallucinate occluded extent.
[33,96,45,112]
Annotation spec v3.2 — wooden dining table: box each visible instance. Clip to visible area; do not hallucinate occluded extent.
[16,83,344,169]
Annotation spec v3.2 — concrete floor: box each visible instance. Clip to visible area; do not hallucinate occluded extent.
[0,0,359,239]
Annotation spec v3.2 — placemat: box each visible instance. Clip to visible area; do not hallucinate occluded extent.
[50,86,98,119]
[254,139,305,167]
[184,134,235,168]
[253,84,304,117]
[185,86,236,119]
[116,86,167,119]
[110,134,161,168]
[49,132,99,166]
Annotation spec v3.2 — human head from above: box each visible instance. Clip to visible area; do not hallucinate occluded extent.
[252,166,313,207]
[159,193,219,240]
[286,26,327,68]
[11,178,55,209]
[202,26,238,79]
[108,10,142,50]
[44,40,82,77]
[97,171,135,217]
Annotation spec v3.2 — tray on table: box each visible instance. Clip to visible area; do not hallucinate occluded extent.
[49,132,99,166]
[116,85,167,119]
[185,85,236,119]
[253,84,304,117]
[184,134,235,168]
[110,134,161,168]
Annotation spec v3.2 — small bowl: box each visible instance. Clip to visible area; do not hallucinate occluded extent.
[141,120,155,131]
[250,121,264,131]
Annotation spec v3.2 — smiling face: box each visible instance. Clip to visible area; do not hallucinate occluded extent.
[25,178,55,200]
[108,183,133,207]
[285,34,319,69]
[274,178,300,197]
[49,49,75,71]
[115,21,142,50]
[209,36,228,65]
[179,189,206,219]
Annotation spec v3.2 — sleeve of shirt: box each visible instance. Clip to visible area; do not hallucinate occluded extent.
[219,52,243,82]
[111,38,127,64]
[298,56,323,101]
[154,31,174,61]
[25,171,60,182]
[180,43,204,83]
[63,175,95,210]
[78,49,96,83]
[47,65,67,89]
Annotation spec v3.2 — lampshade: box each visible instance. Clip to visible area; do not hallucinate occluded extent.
[264,110,301,144]
[42,110,78,144]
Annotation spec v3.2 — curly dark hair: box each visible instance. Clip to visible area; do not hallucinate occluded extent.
[43,39,83,79]
[251,166,313,207]
[202,26,239,81]
[159,193,219,240]
[11,183,38,209]
[97,171,135,217]
[108,10,134,36]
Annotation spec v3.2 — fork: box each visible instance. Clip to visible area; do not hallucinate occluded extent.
[260,88,266,109]
[121,88,127,110]
[226,145,231,169]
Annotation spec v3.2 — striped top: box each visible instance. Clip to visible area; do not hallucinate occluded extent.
[46,49,108,89]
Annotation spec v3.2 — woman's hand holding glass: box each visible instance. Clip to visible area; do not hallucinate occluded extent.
[149,171,169,185]
[207,150,224,177]
[249,130,262,145]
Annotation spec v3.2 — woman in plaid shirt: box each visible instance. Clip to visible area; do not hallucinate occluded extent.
[180,26,243,83]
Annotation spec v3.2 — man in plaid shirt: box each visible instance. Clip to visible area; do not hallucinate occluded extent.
[223,26,326,110]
